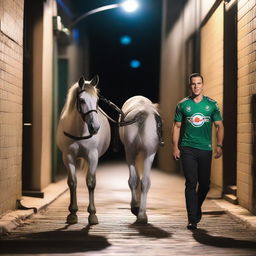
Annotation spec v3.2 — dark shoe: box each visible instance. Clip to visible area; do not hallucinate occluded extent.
[187,223,197,230]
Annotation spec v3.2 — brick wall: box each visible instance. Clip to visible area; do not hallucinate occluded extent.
[201,3,224,195]
[0,0,24,214]
[160,0,223,173]
[237,0,256,213]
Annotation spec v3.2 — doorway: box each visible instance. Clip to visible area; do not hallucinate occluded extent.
[22,0,44,197]
[223,1,237,197]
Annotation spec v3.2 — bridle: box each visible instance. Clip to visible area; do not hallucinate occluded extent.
[76,89,98,121]
[63,89,98,141]
[63,91,138,141]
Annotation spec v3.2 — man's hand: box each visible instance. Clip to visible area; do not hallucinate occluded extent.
[214,120,224,159]
[173,147,181,160]
[214,146,223,159]
[172,122,182,160]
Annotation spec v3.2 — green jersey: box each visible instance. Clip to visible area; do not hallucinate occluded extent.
[174,96,222,151]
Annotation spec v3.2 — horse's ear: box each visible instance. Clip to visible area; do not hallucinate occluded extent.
[78,76,85,88]
[90,75,99,87]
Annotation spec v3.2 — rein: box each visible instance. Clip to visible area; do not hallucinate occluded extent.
[63,131,93,140]
[98,95,138,127]
[63,94,138,141]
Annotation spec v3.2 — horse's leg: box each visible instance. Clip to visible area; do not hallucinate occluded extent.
[126,149,140,216]
[86,152,99,225]
[63,154,78,224]
[137,153,155,224]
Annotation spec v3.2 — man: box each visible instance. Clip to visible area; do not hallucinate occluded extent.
[172,73,224,230]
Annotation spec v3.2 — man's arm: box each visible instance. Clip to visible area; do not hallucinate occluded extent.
[172,121,182,160]
[214,120,224,159]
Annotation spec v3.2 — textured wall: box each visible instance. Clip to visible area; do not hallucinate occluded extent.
[237,0,256,213]
[0,0,24,214]
[201,3,224,194]
[159,0,221,173]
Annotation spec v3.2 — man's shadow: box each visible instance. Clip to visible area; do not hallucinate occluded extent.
[0,224,111,254]
[129,222,171,238]
[192,228,256,250]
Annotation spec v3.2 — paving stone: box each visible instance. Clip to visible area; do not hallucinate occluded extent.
[0,162,256,256]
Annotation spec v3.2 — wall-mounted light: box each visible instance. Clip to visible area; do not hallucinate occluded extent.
[53,16,70,36]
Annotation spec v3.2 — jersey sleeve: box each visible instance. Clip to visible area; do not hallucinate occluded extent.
[212,102,222,121]
[174,104,183,122]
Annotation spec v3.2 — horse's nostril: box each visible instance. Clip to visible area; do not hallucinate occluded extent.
[89,123,99,134]
[89,124,94,132]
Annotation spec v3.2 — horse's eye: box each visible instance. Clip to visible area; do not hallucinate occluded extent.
[79,99,85,104]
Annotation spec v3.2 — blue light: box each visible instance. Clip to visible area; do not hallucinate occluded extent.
[120,35,132,45]
[130,59,141,69]
[72,29,80,43]
[56,0,73,18]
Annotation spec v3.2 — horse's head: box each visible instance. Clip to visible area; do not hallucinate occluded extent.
[76,75,100,135]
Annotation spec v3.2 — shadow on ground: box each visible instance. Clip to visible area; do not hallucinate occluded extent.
[0,225,111,254]
[192,228,256,250]
[203,210,226,216]
[129,222,171,238]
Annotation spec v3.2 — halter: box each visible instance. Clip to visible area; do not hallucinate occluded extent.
[63,89,98,141]
[76,89,98,119]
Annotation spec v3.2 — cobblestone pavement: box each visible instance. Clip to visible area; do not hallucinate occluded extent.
[1,162,256,256]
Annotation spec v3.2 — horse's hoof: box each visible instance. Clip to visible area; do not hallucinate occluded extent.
[66,213,78,224]
[136,213,148,224]
[136,217,148,224]
[131,207,139,216]
[88,214,99,225]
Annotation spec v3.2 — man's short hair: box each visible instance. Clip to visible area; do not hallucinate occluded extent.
[189,73,204,84]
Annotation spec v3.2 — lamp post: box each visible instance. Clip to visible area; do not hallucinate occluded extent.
[53,0,139,37]
[71,0,139,27]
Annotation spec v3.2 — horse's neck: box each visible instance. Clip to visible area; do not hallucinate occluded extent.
[62,109,88,135]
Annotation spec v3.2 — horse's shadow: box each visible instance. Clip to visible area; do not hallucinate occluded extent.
[191,228,256,249]
[129,222,171,239]
[0,225,111,254]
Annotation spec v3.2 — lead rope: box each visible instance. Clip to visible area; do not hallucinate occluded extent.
[98,95,138,126]
[98,107,138,127]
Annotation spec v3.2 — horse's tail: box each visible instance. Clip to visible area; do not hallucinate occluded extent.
[135,109,164,147]
[135,111,148,132]
[154,113,164,146]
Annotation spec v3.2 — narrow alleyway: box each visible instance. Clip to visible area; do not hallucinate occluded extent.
[1,162,256,255]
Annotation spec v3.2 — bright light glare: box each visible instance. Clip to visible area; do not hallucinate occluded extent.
[121,0,139,12]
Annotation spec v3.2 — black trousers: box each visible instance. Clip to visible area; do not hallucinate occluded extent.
[180,146,212,223]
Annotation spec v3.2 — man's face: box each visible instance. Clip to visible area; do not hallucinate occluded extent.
[190,76,203,96]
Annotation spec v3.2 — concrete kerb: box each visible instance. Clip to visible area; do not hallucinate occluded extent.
[213,199,256,229]
[0,177,68,235]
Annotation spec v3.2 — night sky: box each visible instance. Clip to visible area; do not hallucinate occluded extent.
[61,0,163,160]
[78,0,162,105]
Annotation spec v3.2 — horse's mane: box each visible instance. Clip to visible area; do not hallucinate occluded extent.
[60,82,99,119]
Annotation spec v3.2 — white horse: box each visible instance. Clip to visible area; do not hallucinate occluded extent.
[56,75,110,225]
[119,96,163,224]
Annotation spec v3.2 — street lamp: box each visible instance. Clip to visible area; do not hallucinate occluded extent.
[71,0,139,27]
[120,0,139,12]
